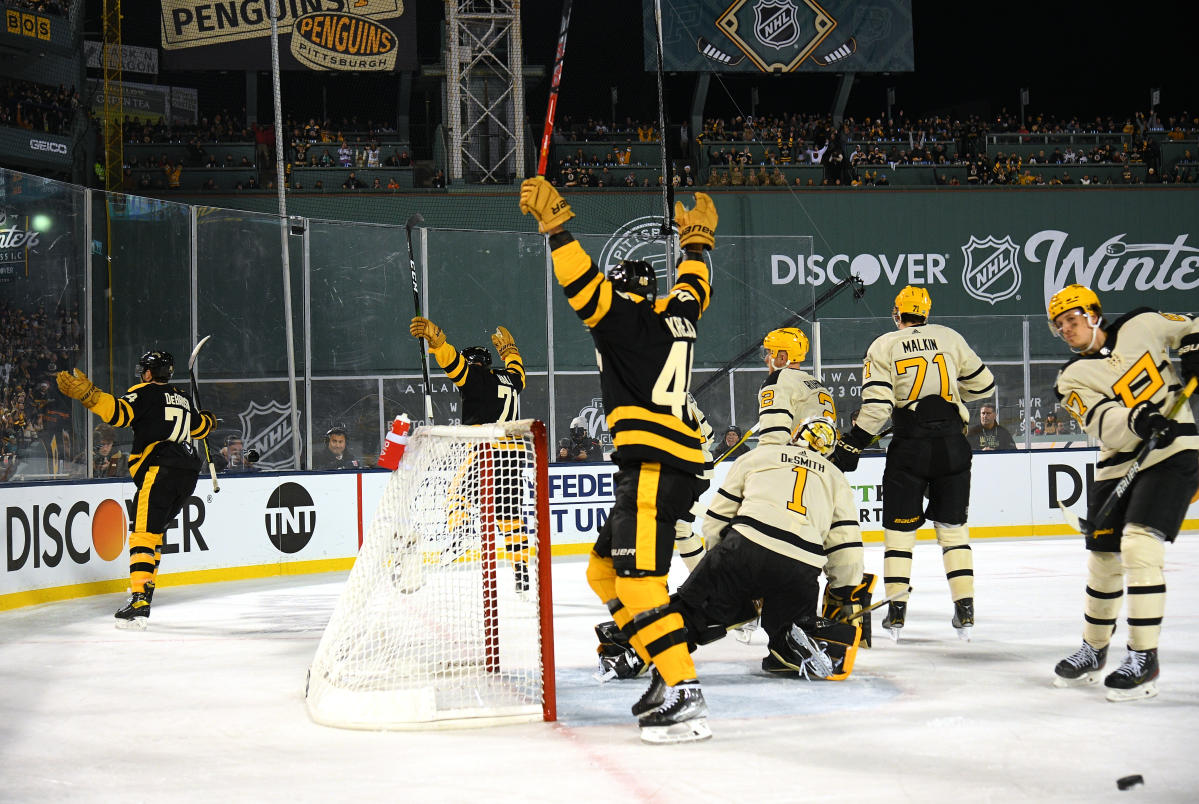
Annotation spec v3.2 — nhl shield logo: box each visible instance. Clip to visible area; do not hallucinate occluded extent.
[239,399,295,469]
[961,235,1021,305]
[754,0,801,49]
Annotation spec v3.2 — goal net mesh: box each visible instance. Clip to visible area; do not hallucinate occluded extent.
[306,419,552,729]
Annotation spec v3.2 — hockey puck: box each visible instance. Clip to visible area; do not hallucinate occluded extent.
[1116,774,1144,790]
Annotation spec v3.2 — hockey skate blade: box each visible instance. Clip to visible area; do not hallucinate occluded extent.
[639,718,712,744]
[1106,681,1158,702]
[1052,672,1100,688]
[886,627,900,642]
[114,618,148,631]
[955,626,972,642]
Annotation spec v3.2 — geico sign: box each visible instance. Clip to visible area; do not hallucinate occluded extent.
[29,138,68,155]
[5,496,208,572]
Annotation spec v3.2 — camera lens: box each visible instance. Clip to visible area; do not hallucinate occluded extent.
[245,448,260,463]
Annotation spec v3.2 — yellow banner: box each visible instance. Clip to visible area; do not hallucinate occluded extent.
[160,0,403,49]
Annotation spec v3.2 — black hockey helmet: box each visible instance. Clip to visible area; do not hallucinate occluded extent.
[137,350,174,382]
[608,260,657,301]
[461,346,492,367]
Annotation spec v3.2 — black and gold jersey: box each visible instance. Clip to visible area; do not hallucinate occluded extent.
[549,233,711,474]
[104,382,215,478]
[756,366,835,446]
[1055,309,1199,481]
[857,323,995,435]
[430,341,525,425]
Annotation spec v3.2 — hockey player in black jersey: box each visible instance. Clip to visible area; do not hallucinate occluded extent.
[57,351,216,629]
[521,176,716,744]
[410,318,530,590]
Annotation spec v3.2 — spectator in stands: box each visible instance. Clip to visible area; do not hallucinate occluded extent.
[366,143,381,168]
[342,171,365,190]
[163,160,182,189]
[386,176,400,190]
[253,122,274,170]
[371,177,382,190]
[92,423,128,477]
[337,141,353,167]
[967,403,1016,451]
[316,149,333,166]
[712,425,750,462]
[432,169,446,188]
[218,435,259,473]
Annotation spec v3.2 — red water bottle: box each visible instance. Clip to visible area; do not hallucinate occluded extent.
[377,414,412,470]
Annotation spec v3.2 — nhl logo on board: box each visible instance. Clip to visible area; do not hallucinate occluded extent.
[753,0,801,49]
[961,235,1022,305]
[239,399,295,470]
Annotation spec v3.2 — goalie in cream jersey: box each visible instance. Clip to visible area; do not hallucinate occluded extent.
[1048,284,1199,701]
[756,327,837,447]
[832,285,995,640]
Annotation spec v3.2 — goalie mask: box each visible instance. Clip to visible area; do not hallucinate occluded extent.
[461,346,492,368]
[791,415,838,457]
[137,350,174,382]
[763,327,809,365]
[608,260,657,301]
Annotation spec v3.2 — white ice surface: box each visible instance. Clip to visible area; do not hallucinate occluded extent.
[2,536,1197,803]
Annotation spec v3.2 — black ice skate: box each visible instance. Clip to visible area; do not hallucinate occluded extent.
[881,601,906,641]
[1104,647,1159,702]
[513,561,530,597]
[1052,641,1107,688]
[631,667,667,717]
[952,598,974,641]
[764,623,835,679]
[114,590,151,630]
[638,680,711,744]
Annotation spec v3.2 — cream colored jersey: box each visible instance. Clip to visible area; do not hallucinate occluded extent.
[687,393,715,480]
[756,366,836,446]
[857,323,996,434]
[1054,309,1199,481]
[702,444,863,588]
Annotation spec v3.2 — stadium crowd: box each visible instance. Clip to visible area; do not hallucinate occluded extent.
[0,80,81,139]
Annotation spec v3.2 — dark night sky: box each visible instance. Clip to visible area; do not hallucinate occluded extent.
[112,2,1199,127]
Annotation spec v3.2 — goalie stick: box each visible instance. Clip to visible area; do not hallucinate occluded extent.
[405,213,435,424]
[187,335,219,494]
[834,585,912,624]
[1058,375,1197,536]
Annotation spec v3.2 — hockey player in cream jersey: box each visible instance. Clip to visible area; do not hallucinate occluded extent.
[832,285,995,639]
[756,327,836,447]
[1048,284,1199,701]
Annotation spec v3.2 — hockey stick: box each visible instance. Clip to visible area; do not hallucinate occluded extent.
[405,213,435,425]
[713,425,756,465]
[834,585,912,624]
[536,0,572,177]
[187,335,219,494]
[1058,375,1197,535]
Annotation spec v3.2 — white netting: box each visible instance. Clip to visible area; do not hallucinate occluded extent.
[306,420,549,729]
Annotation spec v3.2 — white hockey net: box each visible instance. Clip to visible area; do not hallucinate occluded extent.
[306,419,554,729]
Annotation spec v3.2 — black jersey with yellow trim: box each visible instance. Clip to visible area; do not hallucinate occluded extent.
[548,232,711,474]
[106,381,214,477]
[430,341,525,425]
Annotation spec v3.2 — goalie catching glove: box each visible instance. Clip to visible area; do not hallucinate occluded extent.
[491,325,519,361]
[823,572,877,648]
[409,316,446,349]
[519,176,574,233]
[674,192,717,251]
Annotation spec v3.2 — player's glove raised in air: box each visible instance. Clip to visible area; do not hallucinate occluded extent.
[674,192,717,251]
[1180,332,1199,385]
[1128,399,1178,448]
[519,176,574,233]
[409,316,446,349]
[56,368,103,408]
[491,325,519,360]
[830,424,872,473]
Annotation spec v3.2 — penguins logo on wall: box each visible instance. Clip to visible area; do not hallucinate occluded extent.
[264,482,317,554]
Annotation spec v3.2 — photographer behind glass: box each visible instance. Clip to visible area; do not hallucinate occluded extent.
[219,434,260,473]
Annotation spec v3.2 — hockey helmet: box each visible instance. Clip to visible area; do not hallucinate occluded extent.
[461,346,493,367]
[608,260,657,301]
[1047,284,1101,325]
[892,285,932,322]
[790,415,839,458]
[762,327,809,365]
[137,350,174,382]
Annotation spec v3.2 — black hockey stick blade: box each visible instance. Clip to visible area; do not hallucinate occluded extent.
[405,212,425,232]
[187,334,212,372]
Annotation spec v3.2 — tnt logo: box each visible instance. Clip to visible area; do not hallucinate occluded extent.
[264,482,316,554]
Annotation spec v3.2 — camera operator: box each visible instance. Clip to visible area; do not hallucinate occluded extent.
[565,416,602,461]
[219,435,261,473]
[93,423,128,477]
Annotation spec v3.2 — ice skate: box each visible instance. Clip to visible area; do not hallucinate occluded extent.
[114,590,151,630]
[1104,647,1159,702]
[761,653,799,677]
[630,667,667,716]
[770,623,834,679]
[952,598,974,641]
[638,681,711,744]
[1052,641,1107,688]
[513,561,530,600]
[881,601,906,642]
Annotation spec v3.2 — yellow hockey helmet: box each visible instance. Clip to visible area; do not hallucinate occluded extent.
[790,416,839,457]
[893,285,932,320]
[1047,284,1101,324]
[762,327,809,364]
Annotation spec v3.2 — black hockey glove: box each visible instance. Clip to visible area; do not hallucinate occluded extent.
[830,425,872,473]
[1128,400,1177,448]
[1179,332,1199,385]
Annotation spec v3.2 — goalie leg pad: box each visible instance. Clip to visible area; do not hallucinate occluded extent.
[764,618,861,681]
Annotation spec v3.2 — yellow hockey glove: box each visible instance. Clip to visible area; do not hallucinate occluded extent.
[674,192,717,250]
[519,176,574,233]
[56,369,103,408]
[491,325,519,360]
[409,316,446,349]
